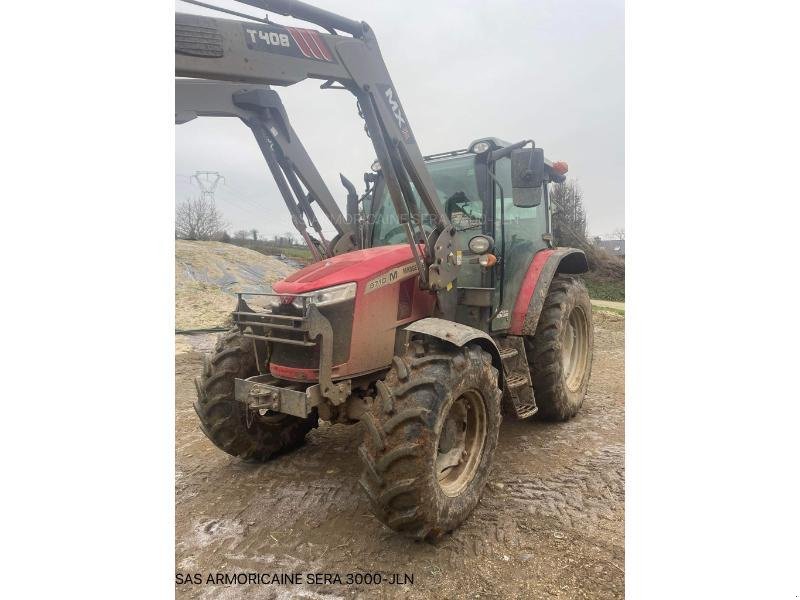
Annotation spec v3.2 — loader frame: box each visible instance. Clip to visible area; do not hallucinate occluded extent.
[176,0,461,302]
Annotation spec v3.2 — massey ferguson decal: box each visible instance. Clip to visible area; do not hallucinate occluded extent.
[243,24,334,62]
[365,262,419,294]
[377,84,415,144]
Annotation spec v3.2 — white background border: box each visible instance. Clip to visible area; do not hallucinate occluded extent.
[1,0,798,597]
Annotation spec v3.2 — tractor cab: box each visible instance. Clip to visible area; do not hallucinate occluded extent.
[365,137,567,332]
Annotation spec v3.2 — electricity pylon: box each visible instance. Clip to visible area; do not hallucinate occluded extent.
[191,171,225,202]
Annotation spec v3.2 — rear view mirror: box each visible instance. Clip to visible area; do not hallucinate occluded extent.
[511,148,545,207]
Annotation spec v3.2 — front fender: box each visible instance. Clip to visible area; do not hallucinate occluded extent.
[403,318,504,390]
[509,248,588,336]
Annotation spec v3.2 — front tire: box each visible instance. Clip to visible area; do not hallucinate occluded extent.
[194,329,318,462]
[358,340,502,540]
[525,275,594,421]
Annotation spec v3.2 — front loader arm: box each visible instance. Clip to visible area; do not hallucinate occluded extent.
[176,79,357,258]
[176,1,459,298]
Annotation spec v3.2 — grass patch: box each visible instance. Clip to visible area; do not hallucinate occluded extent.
[227,240,314,264]
[266,245,313,262]
[592,305,625,316]
[584,276,625,302]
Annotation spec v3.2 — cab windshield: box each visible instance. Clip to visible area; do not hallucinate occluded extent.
[370,155,482,247]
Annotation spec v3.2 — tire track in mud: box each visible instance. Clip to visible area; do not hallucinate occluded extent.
[487,445,623,533]
[175,316,624,599]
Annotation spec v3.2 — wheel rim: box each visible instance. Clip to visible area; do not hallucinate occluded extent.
[563,305,589,391]
[436,390,487,497]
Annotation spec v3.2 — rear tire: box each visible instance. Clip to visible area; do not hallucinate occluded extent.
[358,340,502,540]
[525,275,593,421]
[194,329,318,462]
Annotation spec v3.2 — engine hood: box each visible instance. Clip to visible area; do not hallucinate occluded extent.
[272,244,417,294]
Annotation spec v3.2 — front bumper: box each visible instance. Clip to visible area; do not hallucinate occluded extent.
[232,292,350,410]
[234,374,323,418]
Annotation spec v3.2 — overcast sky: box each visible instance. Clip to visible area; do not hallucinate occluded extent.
[176,0,623,239]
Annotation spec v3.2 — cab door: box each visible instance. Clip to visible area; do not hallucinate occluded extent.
[491,157,549,331]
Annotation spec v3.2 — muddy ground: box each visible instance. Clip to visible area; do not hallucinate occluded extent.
[175,312,624,599]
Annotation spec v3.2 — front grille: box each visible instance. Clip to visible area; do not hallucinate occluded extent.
[270,300,354,368]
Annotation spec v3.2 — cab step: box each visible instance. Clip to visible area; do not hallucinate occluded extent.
[514,402,538,420]
[498,346,519,361]
[496,336,537,419]
[506,371,528,388]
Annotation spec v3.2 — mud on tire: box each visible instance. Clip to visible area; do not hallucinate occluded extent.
[194,329,318,462]
[525,274,594,421]
[358,339,502,541]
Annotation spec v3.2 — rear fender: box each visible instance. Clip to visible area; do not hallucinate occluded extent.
[401,318,504,390]
[509,248,588,336]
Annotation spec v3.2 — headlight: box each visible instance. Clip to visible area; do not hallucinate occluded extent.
[292,282,357,309]
[471,141,491,154]
[371,160,381,172]
[468,235,493,254]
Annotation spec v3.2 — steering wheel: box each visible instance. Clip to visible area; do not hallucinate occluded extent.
[381,221,435,244]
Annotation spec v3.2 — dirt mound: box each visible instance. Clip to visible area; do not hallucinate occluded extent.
[175,240,296,331]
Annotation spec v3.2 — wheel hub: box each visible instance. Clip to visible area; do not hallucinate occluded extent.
[436,390,487,497]
[562,306,589,391]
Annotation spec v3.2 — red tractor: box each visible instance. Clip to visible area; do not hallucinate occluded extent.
[177,0,593,540]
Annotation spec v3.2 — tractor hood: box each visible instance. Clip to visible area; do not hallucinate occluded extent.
[272,244,417,294]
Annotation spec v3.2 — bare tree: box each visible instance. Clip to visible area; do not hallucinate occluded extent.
[250,228,259,241]
[234,230,248,240]
[175,196,228,240]
[282,231,296,246]
[611,227,625,241]
[550,180,588,248]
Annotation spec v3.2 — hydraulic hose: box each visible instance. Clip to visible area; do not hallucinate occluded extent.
[235,0,364,36]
